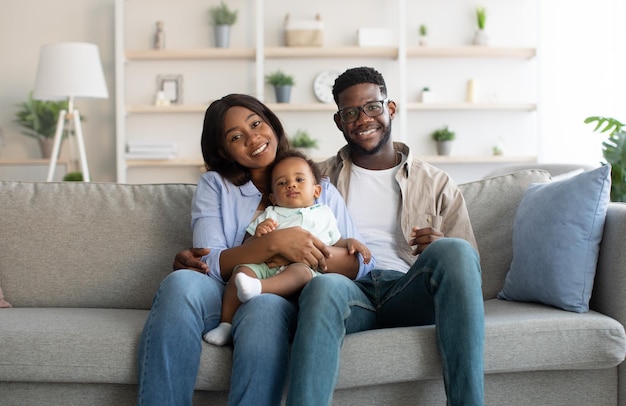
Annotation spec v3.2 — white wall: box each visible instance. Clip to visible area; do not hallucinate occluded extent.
[0,0,624,182]
[538,0,626,167]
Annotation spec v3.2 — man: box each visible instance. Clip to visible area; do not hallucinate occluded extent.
[285,66,484,405]
[174,67,485,405]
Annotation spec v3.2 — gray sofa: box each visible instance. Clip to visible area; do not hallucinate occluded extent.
[1,169,625,405]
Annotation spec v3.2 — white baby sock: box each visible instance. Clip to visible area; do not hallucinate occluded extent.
[235,273,262,302]
[203,322,232,346]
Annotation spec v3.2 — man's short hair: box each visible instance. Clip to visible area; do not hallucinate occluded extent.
[332,67,387,103]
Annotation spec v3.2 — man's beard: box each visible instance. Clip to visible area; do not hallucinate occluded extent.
[344,121,392,156]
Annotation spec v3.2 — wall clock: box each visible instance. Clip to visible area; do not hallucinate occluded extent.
[313,70,339,104]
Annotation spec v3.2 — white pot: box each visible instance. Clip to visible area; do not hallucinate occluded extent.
[473,29,489,46]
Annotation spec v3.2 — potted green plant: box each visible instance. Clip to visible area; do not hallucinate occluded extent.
[63,171,84,182]
[14,91,68,158]
[290,129,318,156]
[431,125,456,156]
[584,116,626,202]
[208,1,238,48]
[474,6,489,45]
[421,86,432,103]
[419,24,428,46]
[266,70,295,103]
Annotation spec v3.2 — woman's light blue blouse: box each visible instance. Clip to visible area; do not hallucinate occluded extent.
[191,170,375,282]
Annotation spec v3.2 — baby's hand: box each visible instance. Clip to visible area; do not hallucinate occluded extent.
[255,218,279,237]
[346,238,371,264]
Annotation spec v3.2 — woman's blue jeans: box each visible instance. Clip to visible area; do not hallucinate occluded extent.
[287,238,485,406]
[136,269,297,406]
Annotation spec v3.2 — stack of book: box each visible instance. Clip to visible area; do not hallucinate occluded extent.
[125,141,177,160]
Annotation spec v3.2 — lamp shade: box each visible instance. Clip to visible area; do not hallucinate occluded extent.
[33,42,108,101]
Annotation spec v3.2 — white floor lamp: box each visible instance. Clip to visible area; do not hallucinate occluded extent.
[33,42,108,182]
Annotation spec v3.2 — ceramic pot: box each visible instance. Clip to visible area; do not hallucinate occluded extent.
[473,29,489,46]
[274,85,292,103]
[436,140,453,156]
[39,138,57,159]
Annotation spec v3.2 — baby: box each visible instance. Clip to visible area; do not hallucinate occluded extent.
[204,149,371,345]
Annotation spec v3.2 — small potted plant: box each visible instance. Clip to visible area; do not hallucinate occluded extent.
[473,6,489,46]
[431,125,456,156]
[420,86,432,103]
[63,171,84,182]
[208,1,238,48]
[14,92,68,158]
[290,129,318,156]
[419,24,428,46]
[266,70,295,103]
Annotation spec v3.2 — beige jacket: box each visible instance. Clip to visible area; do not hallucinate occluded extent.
[317,142,478,266]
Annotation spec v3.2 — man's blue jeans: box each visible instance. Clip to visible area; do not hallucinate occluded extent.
[287,238,485,406]
[136,269,297,406]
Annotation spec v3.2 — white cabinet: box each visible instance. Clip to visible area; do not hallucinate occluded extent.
[115,0,538,183]
[0,160,68,182]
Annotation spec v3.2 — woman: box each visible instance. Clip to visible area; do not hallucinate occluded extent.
[136,94,373,406]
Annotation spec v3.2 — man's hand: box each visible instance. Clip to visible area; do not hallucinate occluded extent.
[173,248,210,273]
[410,227,444,255]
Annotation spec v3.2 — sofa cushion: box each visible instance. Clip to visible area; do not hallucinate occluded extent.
[498,165,611,312]
[459,170,552,300]
[0,181,196,309]
[2,301,624,390]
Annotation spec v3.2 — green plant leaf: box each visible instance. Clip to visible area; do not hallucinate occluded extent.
[586,115,626,201]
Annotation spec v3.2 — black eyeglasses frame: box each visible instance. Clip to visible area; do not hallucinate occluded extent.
[337,98,390,124]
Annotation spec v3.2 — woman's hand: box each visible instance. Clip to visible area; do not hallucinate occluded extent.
[173,248,210,273]
[410,227,444,255]
[269,227,332,271]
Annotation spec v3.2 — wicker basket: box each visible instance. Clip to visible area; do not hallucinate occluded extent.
[284,14,323,47]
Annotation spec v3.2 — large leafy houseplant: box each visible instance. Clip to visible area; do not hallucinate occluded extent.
[584,116,626,202]
[14,92,68,140]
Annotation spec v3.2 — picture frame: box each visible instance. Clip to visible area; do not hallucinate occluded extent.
[156,74,183,104]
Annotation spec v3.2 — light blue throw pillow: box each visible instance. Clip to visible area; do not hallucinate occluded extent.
[497,165,611,312]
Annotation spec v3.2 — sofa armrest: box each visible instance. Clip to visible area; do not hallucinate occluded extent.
[591,202,626,406]
[591,202,626,321]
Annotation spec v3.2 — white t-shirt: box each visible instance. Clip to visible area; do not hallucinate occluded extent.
[346,163,410,273]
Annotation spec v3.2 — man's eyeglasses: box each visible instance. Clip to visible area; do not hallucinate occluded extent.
[337,99,389,123]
